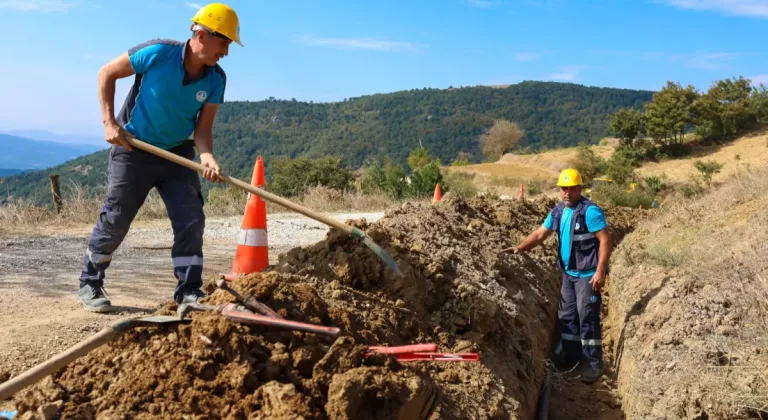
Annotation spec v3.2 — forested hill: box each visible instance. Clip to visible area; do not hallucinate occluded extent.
[213,81,652,171]
[2,81,652,202]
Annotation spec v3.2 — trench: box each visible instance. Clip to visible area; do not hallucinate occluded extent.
[532,208,642,420]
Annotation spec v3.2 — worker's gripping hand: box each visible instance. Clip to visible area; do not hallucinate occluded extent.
[104,121,132,151]
[200,153,224,183]
[500,246,522,254]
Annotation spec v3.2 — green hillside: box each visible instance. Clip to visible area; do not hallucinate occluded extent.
[2,81,653,204]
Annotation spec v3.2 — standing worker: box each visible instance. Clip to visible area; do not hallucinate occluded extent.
[77,3,243,313]
[502,168,612,384]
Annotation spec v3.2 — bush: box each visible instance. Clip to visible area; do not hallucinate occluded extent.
[451,152,471,167]
[643,176,664,195]
[526,183,542,196]
[480,119,525,162]
[678,180,704,199]
[271,156,354,198]
[590,183,655,209]
[604,151,637,184]
[409,160,443,198]
[443,171,478,199]
[568,144,605,184]
[693,159,724,187]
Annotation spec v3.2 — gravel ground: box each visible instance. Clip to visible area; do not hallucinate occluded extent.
[0,211,384,387]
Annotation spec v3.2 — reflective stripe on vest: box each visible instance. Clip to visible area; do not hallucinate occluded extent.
[238,228,268,247]
[572,232,595,241]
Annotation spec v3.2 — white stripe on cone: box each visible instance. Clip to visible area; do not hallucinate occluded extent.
[238,228,268,247]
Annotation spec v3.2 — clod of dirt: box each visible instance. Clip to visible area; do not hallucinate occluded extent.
[11,195,638,419]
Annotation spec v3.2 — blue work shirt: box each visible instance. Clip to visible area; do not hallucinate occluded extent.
[543,205,608,278]
[116,39,227,150]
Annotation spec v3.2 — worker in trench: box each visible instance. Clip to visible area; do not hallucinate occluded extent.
[77,3,243,313]
[502,168,612,384]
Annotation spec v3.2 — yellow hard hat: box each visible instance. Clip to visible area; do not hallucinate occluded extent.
[191,3,243,47]
[557,168,583,187]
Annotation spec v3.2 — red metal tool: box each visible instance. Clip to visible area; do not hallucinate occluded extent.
[221,303,341,338]
[389,352,480,362]
[177,302,341,338]
[365,343,480,362]
[366,344,438,354]
[215,278,283,319]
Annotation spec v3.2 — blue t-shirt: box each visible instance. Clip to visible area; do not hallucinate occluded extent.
[543,205,607,277]
[116,39,227,150]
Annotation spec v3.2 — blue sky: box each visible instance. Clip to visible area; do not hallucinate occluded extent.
[0,0,766,138]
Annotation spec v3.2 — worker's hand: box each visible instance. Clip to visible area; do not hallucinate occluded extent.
[200,153,223,183]
[104,120,132,151]
[590,269,606,292]
[500,246,522,254]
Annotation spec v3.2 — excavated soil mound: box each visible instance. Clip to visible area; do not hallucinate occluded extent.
[10,196,639,419]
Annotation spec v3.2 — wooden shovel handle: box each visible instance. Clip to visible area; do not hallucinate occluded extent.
[0,320,136,401]
[123,135,357,237]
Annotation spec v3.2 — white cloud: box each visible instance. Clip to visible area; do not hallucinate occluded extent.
[468,0,501,8]
[546,66,587,82]
[296,35,423,53]
[513,52,541,62]
[669,52,740,70]
[0,0,78,12]
[186,2,201,9]
[658,0,768,18]
[750,74,768,86]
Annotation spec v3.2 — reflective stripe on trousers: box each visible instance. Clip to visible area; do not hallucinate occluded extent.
[558,273,603,369]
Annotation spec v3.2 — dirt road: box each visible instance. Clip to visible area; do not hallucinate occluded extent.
[0,211,383,379]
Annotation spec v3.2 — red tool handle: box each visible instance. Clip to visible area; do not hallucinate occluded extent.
[367,344,438,354]
[392,352,480,362]
[221,304,341,337]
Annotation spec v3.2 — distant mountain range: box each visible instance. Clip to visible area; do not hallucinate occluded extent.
[0,133,106,171]
[0,130,105,147]
[0,168,24,177]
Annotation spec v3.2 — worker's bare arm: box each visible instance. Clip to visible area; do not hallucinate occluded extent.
[98,52,135,150]
[194,103,223,183]
[501,225,553,254]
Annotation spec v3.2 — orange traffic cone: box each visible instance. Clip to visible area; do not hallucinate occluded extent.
[432,183,442,203]
[223,156,269,281]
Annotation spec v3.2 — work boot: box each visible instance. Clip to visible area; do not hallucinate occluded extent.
[78,283,113,313]
[178,289,205,305]
[580,364,603,384]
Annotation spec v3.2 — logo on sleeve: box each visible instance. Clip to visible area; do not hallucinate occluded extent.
[196,90,208,102]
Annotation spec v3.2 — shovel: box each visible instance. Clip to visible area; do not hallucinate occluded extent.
[123,134,402,277]
[0,315,188,401]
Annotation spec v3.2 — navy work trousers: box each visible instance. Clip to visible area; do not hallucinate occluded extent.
[558,273,603,369]
[79,141,205,303]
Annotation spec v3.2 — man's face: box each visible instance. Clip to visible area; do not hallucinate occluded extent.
[560,185,582,206]
[198,31,231,65]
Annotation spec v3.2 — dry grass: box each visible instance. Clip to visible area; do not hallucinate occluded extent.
[614,164,768,418]
[636,131,768,186]
[0,183,401,235]
[275,185,400,213]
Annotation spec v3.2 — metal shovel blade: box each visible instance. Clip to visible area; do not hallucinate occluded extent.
[358,230,402,276]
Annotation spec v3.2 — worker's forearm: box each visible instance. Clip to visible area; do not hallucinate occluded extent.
[194,132,214,155]
[98,69,118,126]
[517,231,546,251]
[597,239,612,273]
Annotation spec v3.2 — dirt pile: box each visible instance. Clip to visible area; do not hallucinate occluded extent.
[9,195,638,419]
